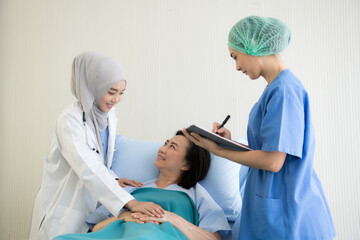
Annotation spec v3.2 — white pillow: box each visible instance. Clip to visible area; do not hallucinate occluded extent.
[199,153,241,221]
[111,135,244,221]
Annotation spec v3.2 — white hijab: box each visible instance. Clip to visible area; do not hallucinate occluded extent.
[71,52,126,155]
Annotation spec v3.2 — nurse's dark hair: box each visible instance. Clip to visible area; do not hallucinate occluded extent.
[175,130,211,189]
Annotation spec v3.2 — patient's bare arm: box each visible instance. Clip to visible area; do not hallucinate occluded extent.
[92,211,159,233]
[131,211,221,240]
[92,217,119,232]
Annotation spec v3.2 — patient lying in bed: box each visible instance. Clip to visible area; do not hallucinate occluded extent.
[55,130,230,240]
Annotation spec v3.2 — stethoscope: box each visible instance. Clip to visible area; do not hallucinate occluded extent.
[83,111,100,154]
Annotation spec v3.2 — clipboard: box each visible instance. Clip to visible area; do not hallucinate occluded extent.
[186,125,251,151]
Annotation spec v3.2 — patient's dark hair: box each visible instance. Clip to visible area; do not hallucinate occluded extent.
[175,130,211,189]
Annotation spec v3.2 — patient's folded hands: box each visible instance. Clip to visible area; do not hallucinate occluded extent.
[119,211,146,224]
[131,210,175,224]
[131,211,221,240]
[92,211,157,233]
[124,211,162,225]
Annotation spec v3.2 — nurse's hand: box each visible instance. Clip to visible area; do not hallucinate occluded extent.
[125,199,165,218]
[182,128,221,153]
[116,178,143,188]
[212,122,231,139]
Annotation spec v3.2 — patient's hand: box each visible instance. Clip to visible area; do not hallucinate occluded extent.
[132,211,222,240]
[131,210,175,224]
[116,178,143,188]
[93,211,154,233]
[119,211,159,224]
[118,211,146,224]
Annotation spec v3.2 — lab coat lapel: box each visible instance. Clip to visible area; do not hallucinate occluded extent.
[106,110,117,169]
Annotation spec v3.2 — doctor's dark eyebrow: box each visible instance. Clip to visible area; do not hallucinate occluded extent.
[230,53,235,58]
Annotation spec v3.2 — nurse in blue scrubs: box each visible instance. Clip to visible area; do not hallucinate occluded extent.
[183,16,336,239]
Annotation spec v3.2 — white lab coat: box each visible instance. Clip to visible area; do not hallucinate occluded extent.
[29,102,134,240]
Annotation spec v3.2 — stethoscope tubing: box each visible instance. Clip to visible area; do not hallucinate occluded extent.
[83,111,100,154]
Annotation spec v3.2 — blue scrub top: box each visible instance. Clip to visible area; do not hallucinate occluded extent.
[239,69,336,239]
[100,126,109,166]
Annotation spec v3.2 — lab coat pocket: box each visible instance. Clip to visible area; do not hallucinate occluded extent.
[254,195,285,240]
[38,214,46,230]
[36,214,49,240]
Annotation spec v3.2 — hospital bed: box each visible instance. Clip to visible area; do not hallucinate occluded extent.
[110,135,248,240]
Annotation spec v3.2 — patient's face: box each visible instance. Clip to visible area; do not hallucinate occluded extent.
[155,135,190,176]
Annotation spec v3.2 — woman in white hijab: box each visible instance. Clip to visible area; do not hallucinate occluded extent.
[29,52,164,240]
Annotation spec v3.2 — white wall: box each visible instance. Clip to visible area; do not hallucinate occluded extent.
[1,0,359,239]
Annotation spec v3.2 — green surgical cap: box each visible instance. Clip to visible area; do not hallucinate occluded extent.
[228,16,292,56]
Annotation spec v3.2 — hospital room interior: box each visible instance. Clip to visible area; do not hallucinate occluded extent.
[1,0,359,239]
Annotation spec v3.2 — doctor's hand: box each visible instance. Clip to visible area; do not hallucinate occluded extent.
[212,122,231,140]
[116,178,143,188]
[182,128,221,153]
[125,199,165,218]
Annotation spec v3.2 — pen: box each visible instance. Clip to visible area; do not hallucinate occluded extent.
[216,115,231,134]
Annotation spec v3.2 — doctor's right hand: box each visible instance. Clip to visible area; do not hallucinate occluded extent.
[125,199,165,218]
[212,122,231,140]
[116,178,143,188]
